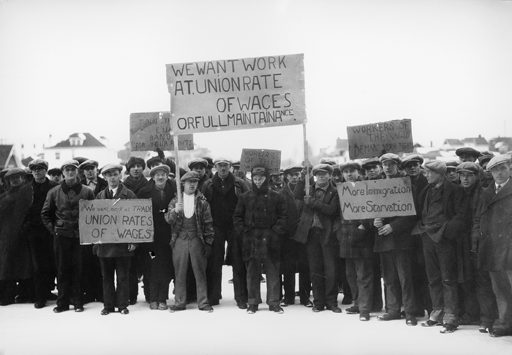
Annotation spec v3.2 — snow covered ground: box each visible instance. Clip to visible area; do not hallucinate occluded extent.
[1,266,511,355]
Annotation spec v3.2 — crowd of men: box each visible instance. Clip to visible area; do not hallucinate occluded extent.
[0,146,511,338]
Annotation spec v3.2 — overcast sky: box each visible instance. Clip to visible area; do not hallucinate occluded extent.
[1,0,511,161]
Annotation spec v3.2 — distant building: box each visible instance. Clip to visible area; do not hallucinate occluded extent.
[43,133,119,169]
[461,135,488,152]
[441,139,464,151]
[0,145,23,169]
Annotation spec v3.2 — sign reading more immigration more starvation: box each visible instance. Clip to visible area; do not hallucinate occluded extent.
[79,199,154,244]
[130,112,194,151]
[166,54,306,135]
[337,177,416,220]
[347,119,413,159]
[240,149,281,175]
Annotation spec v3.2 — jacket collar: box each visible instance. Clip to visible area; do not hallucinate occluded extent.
[61,179,82,194]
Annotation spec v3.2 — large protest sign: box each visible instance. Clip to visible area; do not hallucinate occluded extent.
[166,54,306,135]
[79,199,154,245]
[347,119,413,159]
[240,149,281,175]
[130,112,194,151]
[337,177,416,220]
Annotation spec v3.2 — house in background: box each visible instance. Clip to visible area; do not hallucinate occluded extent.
[0,145,23,169]
[43,133,119,169]
[441,138,464,151]
[461,135,489,152]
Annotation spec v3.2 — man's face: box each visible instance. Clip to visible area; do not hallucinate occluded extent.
[83,166,97,181]
[271,174,283,185]
[183,179,198,195]
[50,174,62,183]
[461,154,476,163]
[365,164,382,180]
[490,162,511,185]
[216,163,230,179]
[129,164,143,179]
[315,171,331,187]
[232,167,246,179]
[286,171,301,185]
[9,174,24,187]
[153,171,168,187]
[426,169,443,184]
[382,161,398,177]
[191,165,206,179]
[459,171,477,188]
[104,170,121,189]
[252,175,266,188]
[445,169,458,183]
[342,168,359,182]
[31,167,47,182]
[63,167,78,182]
[404,162,421,178]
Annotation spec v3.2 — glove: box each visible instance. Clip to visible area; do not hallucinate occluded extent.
[203,244,212,258]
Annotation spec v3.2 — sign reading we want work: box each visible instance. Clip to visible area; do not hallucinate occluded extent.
[337,177,416,220]
[347,119,413,159]
[166,54,306,134]
[79,199,154,245]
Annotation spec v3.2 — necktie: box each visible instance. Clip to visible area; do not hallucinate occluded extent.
[496,185,502,194]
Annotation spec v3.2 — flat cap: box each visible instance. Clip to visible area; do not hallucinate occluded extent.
[187,158,208,170]
[283,165,303,175]
[486,155,511,171]
[340,161,362,172]
[445,161,459,171]
[379,153,402,165]
[456,162,480,175]
[101,163,123,175]
[61,160,79,170]
[251,166,267,176]
[181,171,200,182]
[478,154,494,167]
[146,156,163,169]
[4,168,26,179]
[231,160,241,168]
[362,158,381,170]
[202,157,214,168]
[319,157,336,166]
[312,164,333,175]
[401,154,424,168]
[126,156,146,171]
[455,147,481,159]
[150,164,170,177]
[79,159,99,170]
[423,160,447,175]
[47,168,62,176]
[213,158,232,165]
[28,159,49,170]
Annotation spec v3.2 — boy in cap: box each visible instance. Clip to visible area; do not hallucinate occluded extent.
[456,147,481,163]
[475,155,512,337]
[41,160,96,313]
[166,171,214,312]
[294,163,341,313]
[94,164,137,315]
[188,158,209,191]
[233,166,287,314]
[417,160,470,333]
[47,168,63,183]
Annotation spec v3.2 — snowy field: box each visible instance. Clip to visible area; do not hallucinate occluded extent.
[1,265,511,355]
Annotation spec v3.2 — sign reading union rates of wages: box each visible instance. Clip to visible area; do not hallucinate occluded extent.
[79,199,154,245]
[166,54,306,135]
[337,177,416,220]
[347,119,413,159]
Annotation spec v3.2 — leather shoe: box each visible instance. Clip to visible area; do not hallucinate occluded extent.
[329,306,342,313]
[406,315,418,326]
[489,328,512,337]
[199,305,214,313]
[269,305,284,314]
[345,305,359,314]
[301,299,314,308]
[247,305,258,314]
[341,296,353,305]
[74,305,84,312]
[169,305,186,313]
[360,311,370,321]
[34,300,46,309]
[312,306,324,312]
[280,299,294,307]
[440,324,457,334]
[119,308,129,315]
[149,301,158,310]
[237,302,248,310]
[421,319,440,327]
[158,302,168,310]
[53,306,69,313]
[101,308,114,315]
[378,312,401,321]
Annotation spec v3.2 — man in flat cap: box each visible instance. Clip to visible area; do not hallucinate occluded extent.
[233,166,287,314]
[202,158,249,308]
[16,159,59,308]
[478,155,495,188]
[231,161,252,190]
[417,160,470,333]
[457,162,498,332]
[41,160,96,313]
[373,153,419,326]
[0,168,32,306]
[80,160,107,196]
[188,158,209,191]
[166,171,214,313]
[47,168,63,184]
[294,163,341,313]
[362,158,385,181]
[456,147,481,163]
[94,164,137,315]
[445,161,460,185]
[475,155,512,337]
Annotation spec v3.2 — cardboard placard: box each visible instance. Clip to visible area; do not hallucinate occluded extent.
[79,199,154,244]
[166,54,307,135]
[337,177,416,220]
[347,119,413,159]
[130,112,194,151]
[240,149,281,175]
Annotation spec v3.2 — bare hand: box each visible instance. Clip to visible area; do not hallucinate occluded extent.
[378,224,393,236]
[127,244,137,251]
[374,218,383,228]
[175,202,184,213]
